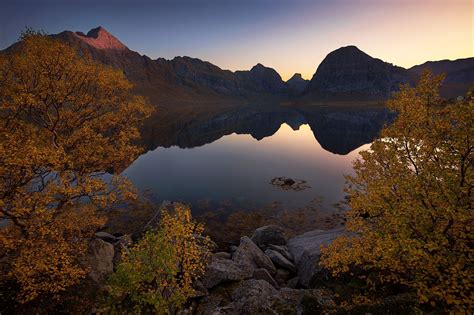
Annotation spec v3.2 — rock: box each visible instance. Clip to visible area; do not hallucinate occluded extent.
[286,277,299,289]
[213,252,231,260]
[201,255,253,289]
[227,279,278,314]
[270,177,310,191]
[275,268,291,285]
[287,228,345,287]
[264,249,296,273]
[250,225,286,248]
[86,238,114,282]
[253,268,278,288]
[232,236,276,275]
[229,245,238,252]
[94,231,117,243]
[268,244,294,261]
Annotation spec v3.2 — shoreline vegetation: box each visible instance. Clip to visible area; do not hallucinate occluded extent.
[0,32,472,314]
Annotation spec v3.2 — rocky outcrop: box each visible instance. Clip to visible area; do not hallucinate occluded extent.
[287,228,345,287]
[264,249,297,273]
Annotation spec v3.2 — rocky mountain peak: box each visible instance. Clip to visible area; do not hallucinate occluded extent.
[74,26,128,50]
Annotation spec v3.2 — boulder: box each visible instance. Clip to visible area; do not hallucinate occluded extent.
[253,268,278,288]
[287,228,345,287]
[227,279,278,314]
[286,277,299,289]
[275,268,291,285]
[232,236,276,275]
[86,238,114,282]
[250,225,286,248]
[201,255,253,289]
[268,244,294,261]
[213,252,232,260]
[264,249,296,273]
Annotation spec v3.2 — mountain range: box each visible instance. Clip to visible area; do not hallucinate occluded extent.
[5,26,474,106]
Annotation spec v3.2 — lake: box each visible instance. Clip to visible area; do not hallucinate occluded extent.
[123,105,391,224]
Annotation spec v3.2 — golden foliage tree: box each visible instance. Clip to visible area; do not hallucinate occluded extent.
[321,72,473,311]
[0,30,152,302]
[107,204,212,314]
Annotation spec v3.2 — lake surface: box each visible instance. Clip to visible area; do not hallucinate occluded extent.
[123,105,391,216]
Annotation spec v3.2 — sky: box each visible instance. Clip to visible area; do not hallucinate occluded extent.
[0,0,472,81]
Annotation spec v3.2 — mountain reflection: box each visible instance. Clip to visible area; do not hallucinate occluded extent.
[141,105,393,155]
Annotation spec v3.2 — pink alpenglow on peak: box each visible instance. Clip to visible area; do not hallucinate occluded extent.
[74,26,128,50]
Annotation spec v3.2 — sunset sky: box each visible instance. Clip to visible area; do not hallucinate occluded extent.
[1,0,472,80]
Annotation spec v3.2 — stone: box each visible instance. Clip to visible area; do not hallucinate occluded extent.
[228,279,278,314]
[213,252,231,260]
[250,225,286,248]
[86,238,114,282]
[232,236,276,275]
[264,249,296,273]
[268,244,294,261]
[287,227,345,287]
[286,277,299,289]
[253,268,278,288]
[94,231,117,243]
[201,256,253,289]
[229,245,238,252]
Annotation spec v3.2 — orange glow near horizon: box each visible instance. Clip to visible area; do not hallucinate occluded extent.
[203,0,473,81]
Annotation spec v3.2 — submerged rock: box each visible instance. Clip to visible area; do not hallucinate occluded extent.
[270,177,310,191]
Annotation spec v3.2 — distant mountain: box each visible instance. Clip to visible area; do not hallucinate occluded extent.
[287,73,309,94]
[3,27,473,106]
[235,63,288,94]
[305,45,473,100]
[305,46,408,100]
[407,58,474,98]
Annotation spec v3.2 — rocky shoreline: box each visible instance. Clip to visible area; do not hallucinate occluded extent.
[88,222,345,314]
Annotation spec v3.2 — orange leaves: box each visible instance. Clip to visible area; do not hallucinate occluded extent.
[0,32,152,305]
[321,72,474,311]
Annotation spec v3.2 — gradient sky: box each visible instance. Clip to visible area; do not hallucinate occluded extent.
[1,0,472,80]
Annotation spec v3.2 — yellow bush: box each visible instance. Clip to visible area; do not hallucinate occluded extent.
[106,204,212,314]
[321,72,473,311]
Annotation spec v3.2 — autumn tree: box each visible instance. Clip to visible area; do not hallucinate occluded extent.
[0,30,152,303]
[321,72,473,311]
[106,203,212,314]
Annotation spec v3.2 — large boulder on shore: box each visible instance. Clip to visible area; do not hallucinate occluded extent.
[201,254,253,289]
[287,228,345,287]
[86,238,114,282]
[251,225,286,248]
[232,236,276,275]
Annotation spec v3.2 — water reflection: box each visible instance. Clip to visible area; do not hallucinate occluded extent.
[125,105,391,213]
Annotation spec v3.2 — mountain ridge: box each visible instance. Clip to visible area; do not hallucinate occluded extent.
[3,27,473,104]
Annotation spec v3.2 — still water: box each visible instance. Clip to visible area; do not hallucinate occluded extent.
[122,106,389,214]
